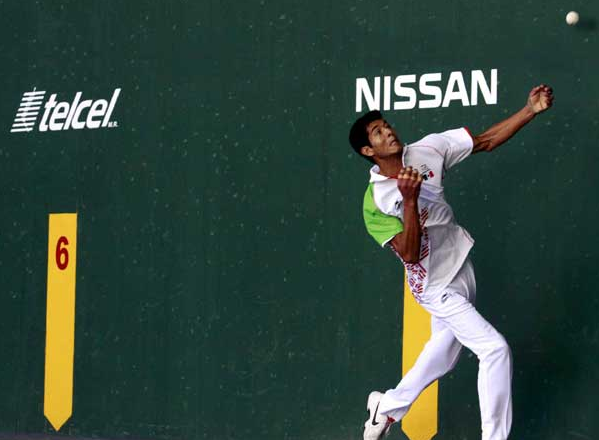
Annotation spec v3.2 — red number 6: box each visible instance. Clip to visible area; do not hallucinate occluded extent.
[56,236,69,270]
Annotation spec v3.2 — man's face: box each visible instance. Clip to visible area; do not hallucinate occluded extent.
[362,119,403,161]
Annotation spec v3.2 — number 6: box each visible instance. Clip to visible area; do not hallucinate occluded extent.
[56,236,69,270]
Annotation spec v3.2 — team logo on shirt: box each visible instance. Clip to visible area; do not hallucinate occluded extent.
[419,164,435,181]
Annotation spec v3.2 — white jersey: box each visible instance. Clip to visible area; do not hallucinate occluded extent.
[367,128,475,299]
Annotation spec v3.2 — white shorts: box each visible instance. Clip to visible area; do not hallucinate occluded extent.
[419,257,477,318]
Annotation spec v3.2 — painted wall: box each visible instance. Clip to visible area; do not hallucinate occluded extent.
[0,0,597,439]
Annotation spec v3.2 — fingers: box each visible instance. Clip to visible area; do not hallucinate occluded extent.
[528,84,555,112]
[530,85,542,96]
[413,168,423,183]
[539,84,554,108]
[541,85,553,97]
[531,84,553,96]
[397,166,422,200]
[398,166,419,178]
[530,84,553,96]
[397,166,423,184]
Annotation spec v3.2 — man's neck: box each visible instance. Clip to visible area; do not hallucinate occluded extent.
[376,153,404,178]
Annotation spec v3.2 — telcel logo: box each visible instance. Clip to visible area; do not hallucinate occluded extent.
[11,88,121,133]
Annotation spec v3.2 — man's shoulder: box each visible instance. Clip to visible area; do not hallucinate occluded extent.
[406,128,467,159]
[410,130,447,143]
[405,138,445,160]
[409,127,472,149]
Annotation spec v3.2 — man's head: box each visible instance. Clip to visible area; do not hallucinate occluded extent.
[349,110,403,164]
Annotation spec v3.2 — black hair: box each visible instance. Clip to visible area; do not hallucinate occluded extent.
[348,110,383,164]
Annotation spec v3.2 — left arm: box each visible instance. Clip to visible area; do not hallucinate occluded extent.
[472,84,554,154]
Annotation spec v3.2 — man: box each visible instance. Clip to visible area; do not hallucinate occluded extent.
[349,85,553,440]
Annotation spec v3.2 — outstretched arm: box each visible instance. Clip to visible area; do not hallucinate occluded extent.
[472,84,554,154]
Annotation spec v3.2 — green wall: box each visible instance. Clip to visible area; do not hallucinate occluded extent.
[0,0,598,439]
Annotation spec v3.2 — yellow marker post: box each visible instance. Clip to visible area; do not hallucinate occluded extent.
[44,213,77,431]
[401,275,438,440]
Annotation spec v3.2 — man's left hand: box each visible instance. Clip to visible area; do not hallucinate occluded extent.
[527,84,554,114]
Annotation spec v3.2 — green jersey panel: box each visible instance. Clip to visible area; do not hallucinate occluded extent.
[363,183,403,247]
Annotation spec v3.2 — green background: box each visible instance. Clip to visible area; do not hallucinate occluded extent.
[0,0,597,439]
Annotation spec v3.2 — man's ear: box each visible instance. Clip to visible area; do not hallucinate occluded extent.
[360,145,374,158]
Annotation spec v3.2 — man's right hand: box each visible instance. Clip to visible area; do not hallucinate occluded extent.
[397,166,422,203]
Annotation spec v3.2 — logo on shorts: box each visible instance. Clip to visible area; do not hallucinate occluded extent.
[10,87,121,133]
[441,292,452,303]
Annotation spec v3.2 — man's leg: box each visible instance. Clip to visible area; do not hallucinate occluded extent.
[374,257,478,424]
[431,293,513,440]
[377,316,462,421]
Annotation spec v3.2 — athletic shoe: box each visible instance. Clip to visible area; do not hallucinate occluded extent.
[363,391,393,440]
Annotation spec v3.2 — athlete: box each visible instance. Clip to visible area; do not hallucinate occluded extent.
[349,85,553,440]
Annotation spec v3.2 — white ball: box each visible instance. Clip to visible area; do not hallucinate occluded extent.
[566,11,579,25]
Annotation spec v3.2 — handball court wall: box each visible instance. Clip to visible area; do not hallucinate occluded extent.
[0,1,598,439]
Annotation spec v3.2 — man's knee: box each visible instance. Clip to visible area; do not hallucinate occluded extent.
[482,334,511,362]
[494,337,511,360]
[440,344,463,375]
